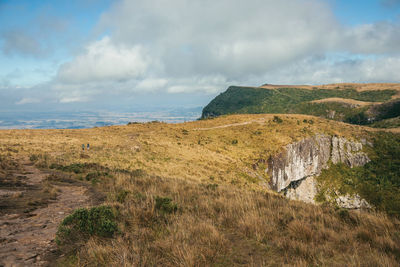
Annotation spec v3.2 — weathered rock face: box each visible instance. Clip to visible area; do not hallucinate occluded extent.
[330,136,370,167]
[336,194,371,209]
[283,176,318,204]
[267,135,331,192]
[265,134,370,208]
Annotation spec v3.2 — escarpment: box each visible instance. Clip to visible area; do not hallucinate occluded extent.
[265,135,371,208]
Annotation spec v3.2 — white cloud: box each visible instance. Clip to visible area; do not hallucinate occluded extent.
[343,22,400,54]
[57,36,152,83]
[15,97,40,105]
[23,0,400,106]
[98,0,339,78]
[59,96,88,103]
[257,54,400,85]
[136,78,168,91]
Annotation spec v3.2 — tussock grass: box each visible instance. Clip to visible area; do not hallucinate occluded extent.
[65,170,400,266]
[1,114,399,265]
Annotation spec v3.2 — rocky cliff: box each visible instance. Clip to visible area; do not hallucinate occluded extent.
[265,135,371,208]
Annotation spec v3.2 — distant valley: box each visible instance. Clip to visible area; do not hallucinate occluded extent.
[0,108,202,129]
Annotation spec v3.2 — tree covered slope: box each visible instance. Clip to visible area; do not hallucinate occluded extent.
[202,85,400,127]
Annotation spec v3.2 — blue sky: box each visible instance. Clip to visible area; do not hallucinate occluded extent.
[1,0,400,112]
[0,0,112,86]
[332,0,400,25]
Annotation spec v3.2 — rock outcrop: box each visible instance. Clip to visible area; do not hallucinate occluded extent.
[265,134,370,208]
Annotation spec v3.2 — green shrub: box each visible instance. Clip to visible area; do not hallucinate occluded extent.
[85,171,109,181]
[29,154,39,162]
[206,183,219,191]
[50,163,105,175]
[155,196,178,214]
[56,206,118,245]
[273,116,283,123]
[231,139,238,145]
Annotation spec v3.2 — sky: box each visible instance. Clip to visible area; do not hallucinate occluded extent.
[1,0,400,112]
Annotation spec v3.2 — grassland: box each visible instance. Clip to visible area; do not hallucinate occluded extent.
[310,97,379,106]
[201,84,400,127]
[0,114,370,189]
[58,169,400,266]
[1,114,400,266]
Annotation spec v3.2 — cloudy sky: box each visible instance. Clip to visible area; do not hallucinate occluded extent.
[1,0,400,112]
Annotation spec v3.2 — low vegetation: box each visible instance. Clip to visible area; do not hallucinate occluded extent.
[370,116,400,128]
[201,85,400,127]
[54,168,400,266]
[1,114,399,265]
[316,132,400,217]
[56,205,118,246]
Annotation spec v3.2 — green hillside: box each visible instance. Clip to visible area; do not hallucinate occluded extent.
[202,86,399,126]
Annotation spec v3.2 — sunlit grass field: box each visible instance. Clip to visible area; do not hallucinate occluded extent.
[2,114,400,266]
[0,114,370,189]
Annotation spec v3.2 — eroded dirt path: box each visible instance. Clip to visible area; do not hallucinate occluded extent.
[0,159,91,267]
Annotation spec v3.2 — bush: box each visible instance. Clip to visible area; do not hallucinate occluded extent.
[85,171,109,181]
[273,116,283,123]
[29,154,39,162]
[56,206,118,245]
[231,139,238,145]
[155,196,178,214]
[206,183,219,191]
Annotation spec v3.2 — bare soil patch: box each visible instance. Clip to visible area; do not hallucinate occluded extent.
[0,158,96,266]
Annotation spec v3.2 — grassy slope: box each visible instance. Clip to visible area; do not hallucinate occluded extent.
[61,170,400,266]
[1,115,400,266]
[0,114,368,189]
[370,116,400,128]
[201,86,399,126]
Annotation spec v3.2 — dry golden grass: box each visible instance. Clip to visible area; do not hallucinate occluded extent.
[310,97,379,106]
[64,170,400,266]
[1,114,400,266]
[260,82,400,91]
[0,114,371,190]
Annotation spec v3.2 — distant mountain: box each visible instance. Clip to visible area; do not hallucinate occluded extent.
[202,83,400,127]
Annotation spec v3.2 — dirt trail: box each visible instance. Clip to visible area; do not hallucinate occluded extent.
[0,159,90,267]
